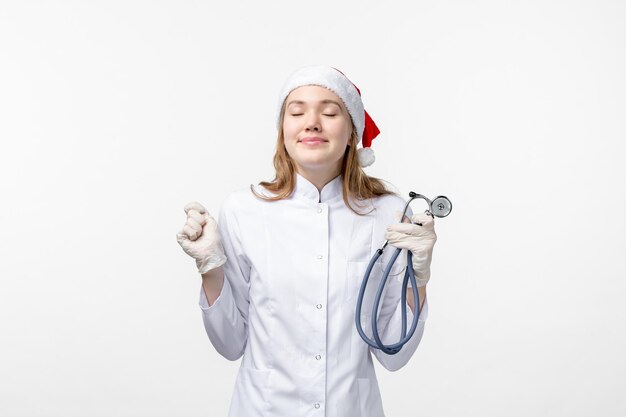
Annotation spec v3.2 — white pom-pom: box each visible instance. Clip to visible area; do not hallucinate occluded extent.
[358,146,375,167]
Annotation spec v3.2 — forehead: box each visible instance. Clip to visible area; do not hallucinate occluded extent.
[286,85,346,109]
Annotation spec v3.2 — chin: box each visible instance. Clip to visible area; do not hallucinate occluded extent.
[298,156,342,169]
[297,159,327,168]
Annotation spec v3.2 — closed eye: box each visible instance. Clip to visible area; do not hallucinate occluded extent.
[290,114,337,117]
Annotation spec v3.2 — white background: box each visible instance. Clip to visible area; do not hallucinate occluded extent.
[1,0,624,416]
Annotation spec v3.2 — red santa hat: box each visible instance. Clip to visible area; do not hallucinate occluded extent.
[276,65,380,167]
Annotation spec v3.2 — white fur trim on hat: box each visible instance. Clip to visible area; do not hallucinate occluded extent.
[358,146,375,167]
[276,65,365,143]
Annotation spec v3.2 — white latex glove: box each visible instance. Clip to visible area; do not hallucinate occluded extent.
[176,201,227,274]
[384,210,437,288]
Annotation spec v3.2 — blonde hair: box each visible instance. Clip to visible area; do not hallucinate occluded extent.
[250,100,398,215]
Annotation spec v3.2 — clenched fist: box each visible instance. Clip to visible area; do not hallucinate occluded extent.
[176,201,227,274]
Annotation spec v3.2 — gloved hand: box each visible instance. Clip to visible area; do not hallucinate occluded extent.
[176,201,227,275]
[385,211,437,288]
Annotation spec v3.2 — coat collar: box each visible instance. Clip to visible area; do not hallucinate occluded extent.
[294,172,343,203]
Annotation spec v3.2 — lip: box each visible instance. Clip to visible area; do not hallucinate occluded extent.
[299,137,328,143]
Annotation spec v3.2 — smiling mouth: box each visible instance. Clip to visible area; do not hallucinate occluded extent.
[300,140,327,146]
[299,137,328,144]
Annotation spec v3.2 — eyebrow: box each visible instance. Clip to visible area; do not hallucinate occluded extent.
[287,99,342,108]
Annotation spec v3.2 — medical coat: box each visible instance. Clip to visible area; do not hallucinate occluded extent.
[199,172,429,417]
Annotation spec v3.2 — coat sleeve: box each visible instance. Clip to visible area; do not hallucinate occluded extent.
[370,203,430,372]
[370,293,429,371]
[198,196,251,361]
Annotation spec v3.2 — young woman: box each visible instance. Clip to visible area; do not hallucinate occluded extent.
[177,65,437,417]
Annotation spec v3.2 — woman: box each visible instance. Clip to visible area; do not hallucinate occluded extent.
[176,65,437,417]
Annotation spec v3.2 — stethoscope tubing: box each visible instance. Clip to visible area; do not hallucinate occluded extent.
[354,247,422,355]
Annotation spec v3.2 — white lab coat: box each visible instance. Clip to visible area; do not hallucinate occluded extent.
[199,173,429,417]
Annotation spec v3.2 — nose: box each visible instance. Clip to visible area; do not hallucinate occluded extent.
[305,113,321,132]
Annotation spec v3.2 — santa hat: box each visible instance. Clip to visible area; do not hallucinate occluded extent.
[276,65,380,167]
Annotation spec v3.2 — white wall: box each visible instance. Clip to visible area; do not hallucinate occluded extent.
[1,0,624,415]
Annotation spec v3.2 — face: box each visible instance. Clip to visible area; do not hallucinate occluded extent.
[282,85,353,176]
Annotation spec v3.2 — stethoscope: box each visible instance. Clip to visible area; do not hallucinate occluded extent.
[355,192,452,355]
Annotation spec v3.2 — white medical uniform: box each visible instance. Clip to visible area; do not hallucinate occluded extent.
[199,172,429,417]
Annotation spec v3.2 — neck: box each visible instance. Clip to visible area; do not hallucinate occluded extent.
[296,164,341,193]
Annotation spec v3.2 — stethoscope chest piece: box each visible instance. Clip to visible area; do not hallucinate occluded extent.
[407,192,452,219]
[431,195,452,218]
